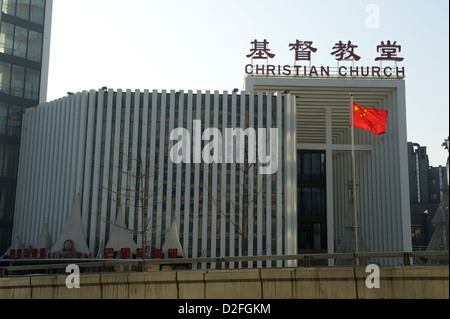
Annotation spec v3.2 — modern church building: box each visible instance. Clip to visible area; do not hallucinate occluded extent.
[9,74,412,267]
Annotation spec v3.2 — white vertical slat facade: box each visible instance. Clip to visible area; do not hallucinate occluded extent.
[245,77,412,265]
[12,89,297,267]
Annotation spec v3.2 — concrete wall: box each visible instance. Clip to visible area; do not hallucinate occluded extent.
[0,266,448,299]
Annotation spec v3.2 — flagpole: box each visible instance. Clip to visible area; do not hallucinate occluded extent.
[350,93,359,266]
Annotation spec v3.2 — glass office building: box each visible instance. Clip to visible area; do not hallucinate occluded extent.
[0,0,52,254]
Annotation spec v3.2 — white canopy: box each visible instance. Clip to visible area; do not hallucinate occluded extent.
[105,206,138,254]
[1,236,24,258]
[35,223,52,250]
[50,194,90,255]
[162,218,185,257]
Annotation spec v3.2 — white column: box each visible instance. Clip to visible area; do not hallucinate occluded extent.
[165,90,176,245]
[110,90,123,232]
[66,95,77,228]
[183,90,193,257]
[59,96,71,234]
[155,90,167,248]
[129,90,141,234]
[276,93,283,266]
[201,91,211,268]
[257,92,263,268]
[238,92,246,265]
[99,90,114,247]
[32,104,48,243]
[248,93,254,268]
[265,92,273,267]
[53,98,65,239]
[82,90,97,242]
[175,91,184,236]
[119,90,132,238]
[396,83,412,252]
[229,91,237,268]
[147,90,158,248]
[192,91,202,266]
[285,94,297,266]
[68,94,81,213]
[325,108,335,265]
[139,90,150,250]
[89,90,105,250]
[220,91,228,266]
[211,91,220,268]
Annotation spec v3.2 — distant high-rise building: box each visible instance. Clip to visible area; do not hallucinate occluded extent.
[408,142,447,204]
[407,142,447,250]
[0,0,52,254]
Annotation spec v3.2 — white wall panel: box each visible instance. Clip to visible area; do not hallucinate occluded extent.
[155,90,167,248]
[99,90,114,247]
[88,90,104,250]
[129,90,140,233]
[147,90,158,249]
[14,89,305,266]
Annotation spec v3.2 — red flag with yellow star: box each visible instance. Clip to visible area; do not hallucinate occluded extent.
[353,102,388,135]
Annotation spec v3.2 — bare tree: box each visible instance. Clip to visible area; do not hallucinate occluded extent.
[202,127,278,267]
[102,146,161,262]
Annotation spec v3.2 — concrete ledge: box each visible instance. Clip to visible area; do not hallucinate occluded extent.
[355,266,450,299]
[101,273,130,299]
[56,274,101,299]
[0,265,448,299]
[127,271,178,299]
[177,270,206,299]
[31,276,57,299]
[204,269,262,299]
[261,268,294,299]
[0,277,31,299]
[293,267,357,299]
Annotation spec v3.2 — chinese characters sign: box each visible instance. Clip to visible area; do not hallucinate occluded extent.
[245,39,405,78]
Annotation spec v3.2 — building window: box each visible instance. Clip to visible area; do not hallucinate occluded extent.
[10,64,25,97]
[0,22,14,55]
[0,22,44,62]
[411,225,422,238]
[0,103,8,135]
[27,30,42,62]
[29,0,45,25]
[16,0,30,21]
[0,183,16,220]
[0,62,12,93]
[0,143,20,177]
[6,105,22,137]
[24,68,39,100]
[297,150,327,251]
[1,0,16,16]
[13,25,28,59]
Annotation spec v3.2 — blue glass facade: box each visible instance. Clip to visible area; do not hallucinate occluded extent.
[0,0,51,254]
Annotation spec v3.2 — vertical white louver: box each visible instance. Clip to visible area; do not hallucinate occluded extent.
[12,90,297,267]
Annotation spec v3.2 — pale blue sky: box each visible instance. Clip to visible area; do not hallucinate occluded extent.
[47,0,449,166]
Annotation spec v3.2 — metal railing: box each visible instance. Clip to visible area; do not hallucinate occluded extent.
[0,250,448,277]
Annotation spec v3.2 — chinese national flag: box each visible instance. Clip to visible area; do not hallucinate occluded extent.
[353,102,388,135]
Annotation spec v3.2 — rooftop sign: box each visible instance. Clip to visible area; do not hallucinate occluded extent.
[244,39,405,79]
